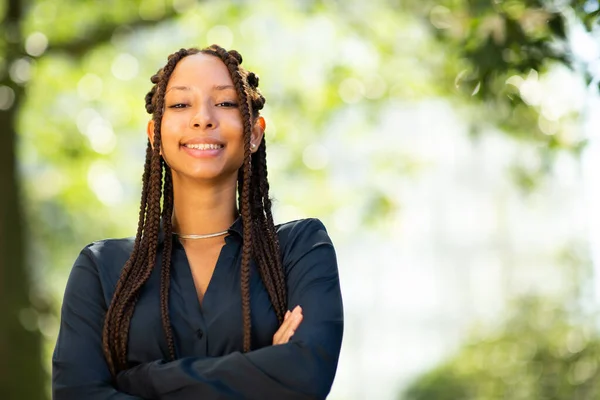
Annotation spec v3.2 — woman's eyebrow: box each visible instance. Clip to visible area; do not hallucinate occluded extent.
[166,85,189,94]
[213,84,235,91]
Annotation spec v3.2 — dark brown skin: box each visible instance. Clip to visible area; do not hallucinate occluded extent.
[101,45,300,376]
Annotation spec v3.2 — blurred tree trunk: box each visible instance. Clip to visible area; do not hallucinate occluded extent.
[0,2,46,399]
[0,98,44,400]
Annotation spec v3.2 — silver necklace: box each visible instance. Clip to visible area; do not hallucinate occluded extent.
[174,230,229,240]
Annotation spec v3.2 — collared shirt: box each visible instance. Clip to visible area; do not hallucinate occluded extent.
[52,218,343,400]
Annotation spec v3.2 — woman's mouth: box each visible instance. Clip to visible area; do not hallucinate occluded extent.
[182,143,224,150]
[181,142,225,159]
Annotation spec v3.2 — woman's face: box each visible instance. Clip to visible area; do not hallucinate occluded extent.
[148,53,262,183]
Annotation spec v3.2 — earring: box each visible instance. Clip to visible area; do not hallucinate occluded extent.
[251,143,257,150]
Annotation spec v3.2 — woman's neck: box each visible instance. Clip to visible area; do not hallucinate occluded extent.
[170,173,238,235]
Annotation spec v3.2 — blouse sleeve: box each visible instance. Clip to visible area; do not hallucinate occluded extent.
[117,218,344,400]
[52,246,144,400]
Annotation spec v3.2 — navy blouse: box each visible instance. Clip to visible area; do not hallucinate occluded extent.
[52,218,343,399]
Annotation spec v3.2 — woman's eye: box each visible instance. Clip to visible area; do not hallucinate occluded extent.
[168,103,189,109]
[217,101,238,108]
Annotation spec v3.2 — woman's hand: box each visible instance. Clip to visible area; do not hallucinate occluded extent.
[272,305,303,345]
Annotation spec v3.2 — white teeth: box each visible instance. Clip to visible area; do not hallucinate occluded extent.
[184,143,223,150]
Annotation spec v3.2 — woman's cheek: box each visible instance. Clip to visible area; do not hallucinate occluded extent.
[160,119,183,143]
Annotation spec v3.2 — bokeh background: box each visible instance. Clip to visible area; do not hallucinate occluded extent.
[2,0,600,399]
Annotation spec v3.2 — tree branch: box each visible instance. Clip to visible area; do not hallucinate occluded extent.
[46,9,179,56]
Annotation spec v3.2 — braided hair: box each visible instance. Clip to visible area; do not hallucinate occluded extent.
[102,45,287,375]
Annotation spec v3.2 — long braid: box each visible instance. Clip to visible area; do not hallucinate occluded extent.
[111,80,165,370]
[116,113,165,366]
[252,139,286,319]
[249,181,284,318]
[160,164,176,358]
[102,142,152,374]
[244,71,287,317]
[102,48,191,375]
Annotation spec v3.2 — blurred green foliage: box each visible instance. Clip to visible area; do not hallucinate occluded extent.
[402,236,595,399]
[406,0,596,190]
[402,296,600,400]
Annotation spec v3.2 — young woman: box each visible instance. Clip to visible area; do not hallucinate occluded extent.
[52,45,344,399]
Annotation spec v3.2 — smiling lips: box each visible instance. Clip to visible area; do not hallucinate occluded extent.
[180,141,224,158]
[183,143,224,150]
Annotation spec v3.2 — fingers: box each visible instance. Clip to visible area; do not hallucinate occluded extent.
[283,307,303,340]
[274,307,302,345]
[272,305,303,345]
[273,306,299,345]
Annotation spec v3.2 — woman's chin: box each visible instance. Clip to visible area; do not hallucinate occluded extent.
[172,167,237,183]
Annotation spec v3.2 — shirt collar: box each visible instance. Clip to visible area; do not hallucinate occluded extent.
[227,215,243,237]
[158,215,243,244]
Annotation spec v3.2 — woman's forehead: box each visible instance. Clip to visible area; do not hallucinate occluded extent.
[166,53,234,91]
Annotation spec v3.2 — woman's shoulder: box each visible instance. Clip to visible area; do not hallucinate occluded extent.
[275,218,329,241]
[76,236,136,275]
[274,218,335,264]
[84,236,136,260]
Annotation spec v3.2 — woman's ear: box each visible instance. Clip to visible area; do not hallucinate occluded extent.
[147,119,163,156]
[251,116,266,153]
[146,120,155,148]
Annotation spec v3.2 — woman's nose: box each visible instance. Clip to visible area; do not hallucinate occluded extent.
[190,107,215,129]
